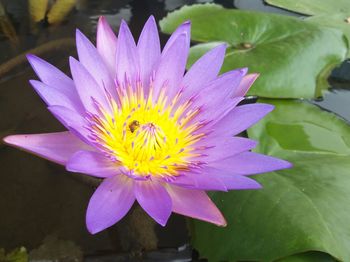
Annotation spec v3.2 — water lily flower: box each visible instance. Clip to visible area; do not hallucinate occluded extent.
[3,16,291,234]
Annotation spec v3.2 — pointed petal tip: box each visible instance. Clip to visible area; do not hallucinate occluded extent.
[219,221,227,227]
[257,103,275,114]
[98,15,106,23]
[3,135,15,146]
[76,29,89,43]
[26,54,43,68]
[69,56,78,66]
[157,218,168,227]
[86,223,100,235]
[97,16,108,29]
[147,15,156,23]
[215,43,227,51]
[240,67,248,75]
[86,218,106,235]
[26,53,36,61]
[2,135,29,148]
[120,19,128,28]
[75,28,82,36]
[283,160,293,169]
[213,212,227,227]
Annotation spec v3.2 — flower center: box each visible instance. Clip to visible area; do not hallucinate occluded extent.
[87,84,204,177]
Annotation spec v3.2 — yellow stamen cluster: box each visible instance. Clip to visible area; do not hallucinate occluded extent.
[89,83,204,177]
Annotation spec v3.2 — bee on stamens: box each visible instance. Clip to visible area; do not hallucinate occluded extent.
[129,120,140,133]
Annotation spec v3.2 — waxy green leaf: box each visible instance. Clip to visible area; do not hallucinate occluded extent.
[265,0,350,16]
[160,4,348,98]
[190,100,350,261]
[307,13,350,53]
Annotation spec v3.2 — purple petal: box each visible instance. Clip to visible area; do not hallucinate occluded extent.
[134,180,172,226]
[76,29,117,99]
[171,172,227,191]
[179,44,226,104]
[195,136,257,162]
[97,16,118,75]
[209,103,274,137]
[162,21,190,54]
[189,69,246,126]
[48,105,90,144]
[30,80,85,114]
[153,33,189,102]
[233,73,259,97]
[69,57,110,114]
[86,175,135,234]
[166,185,226,226]
[3,131,88,165]
[208,152,292,175]
[199,166,262,190]
[67,150,122,178]
[27,54,81,104]
[219,174,262,190]
[27,54,73,92]
[137,16,160,93]
[115,20,140,86]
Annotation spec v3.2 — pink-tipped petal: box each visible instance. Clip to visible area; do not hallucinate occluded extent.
[211,103,275,137]
[30,80,85,114]
[137,16,161,94]
[97,16,118,75]
[209,152,292,175]
[76,29,116,99]
[86,175,135,234]
[189,69,246,126]
[3,132,88,165]
[67,150,122,178]
[233,73,259,97]
[69,57,110,114]
[166,185,226,226]
[134,180,172,226]
[153,33,189,102]
[180,44,226,103]
[115,20,140,86]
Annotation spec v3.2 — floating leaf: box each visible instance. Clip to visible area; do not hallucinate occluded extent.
[265,0,350,16]
[47,0,76,25]
[160,4,348,99]
[307,13,350,55]
[190,100,350,261]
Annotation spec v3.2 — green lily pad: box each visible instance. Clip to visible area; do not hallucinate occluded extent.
[265,0,350,16]
[307,13,350,53]
[160,4,348,98]
[190,100,350,261]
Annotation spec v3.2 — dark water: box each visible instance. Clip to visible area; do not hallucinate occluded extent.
[0,0,349,261]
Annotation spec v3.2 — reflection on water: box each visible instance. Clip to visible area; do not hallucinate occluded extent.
[234,0,302,16]
[267,121,350,154]
[0,0,349,259]
[0,0,191,258]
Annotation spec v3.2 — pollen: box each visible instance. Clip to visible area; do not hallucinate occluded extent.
[88,82,204,177]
